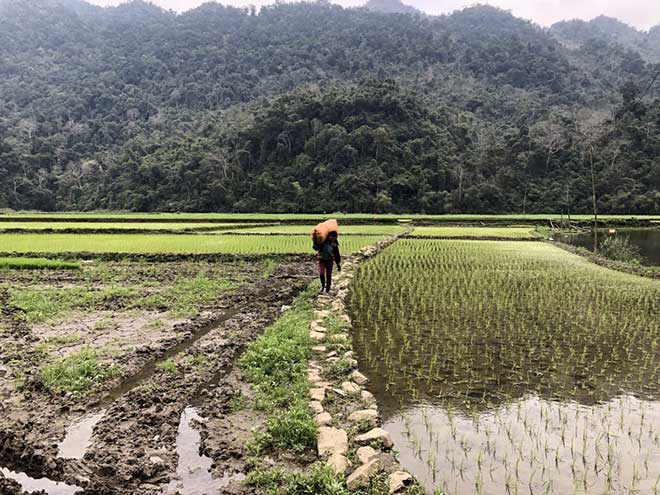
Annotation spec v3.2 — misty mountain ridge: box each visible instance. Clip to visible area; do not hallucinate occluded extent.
[363,0,420,15]
[551,15,660,62]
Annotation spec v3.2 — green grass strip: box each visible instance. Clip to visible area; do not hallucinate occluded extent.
[240,286,318,456]
[240,285,359,493]
[0,257,80,270]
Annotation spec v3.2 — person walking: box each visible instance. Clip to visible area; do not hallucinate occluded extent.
[312,222,341,294]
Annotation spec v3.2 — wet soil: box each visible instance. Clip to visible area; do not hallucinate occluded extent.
[34,312,188,360]
[0,258,314,494]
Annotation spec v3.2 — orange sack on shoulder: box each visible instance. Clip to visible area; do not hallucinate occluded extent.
[311,219,339,245]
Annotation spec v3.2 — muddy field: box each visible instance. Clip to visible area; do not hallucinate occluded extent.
[0,256,314,494]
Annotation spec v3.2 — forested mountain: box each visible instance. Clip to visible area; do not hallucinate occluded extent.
[364,0,419,15]
[551,16,660,63]
[0,0,659,213]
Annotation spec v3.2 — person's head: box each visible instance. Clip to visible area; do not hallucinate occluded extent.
[328,231,338,244]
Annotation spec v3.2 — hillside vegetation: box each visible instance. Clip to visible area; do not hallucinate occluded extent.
[0,0,658,213]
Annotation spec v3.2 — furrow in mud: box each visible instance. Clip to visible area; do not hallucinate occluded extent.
[76,275,309,494]
[0,259,314,495]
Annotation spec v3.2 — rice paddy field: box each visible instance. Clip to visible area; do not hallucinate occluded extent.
[409,226,541,239]
[2,212,660,495]
[0,222,256,232]
[226,224,406,235]
[0,233,383,255]
[349,239,660,495]
[2,212,660,222]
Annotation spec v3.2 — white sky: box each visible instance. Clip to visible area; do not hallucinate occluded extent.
[86,0,660,30]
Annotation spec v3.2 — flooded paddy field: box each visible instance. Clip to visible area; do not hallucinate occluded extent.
[349,240,660,495]
[4,215,659,495]
[559,228,660,266]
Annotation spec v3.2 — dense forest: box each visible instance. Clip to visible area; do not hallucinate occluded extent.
[0,0,658,213]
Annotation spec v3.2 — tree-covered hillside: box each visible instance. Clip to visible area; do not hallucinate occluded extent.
[0,0,658,213]
[364,0,419,15]
[551,16,660,63]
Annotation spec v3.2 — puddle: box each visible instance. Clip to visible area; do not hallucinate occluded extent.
[57,410,106,459]
[165,406,244,495]
[0,468,82,494]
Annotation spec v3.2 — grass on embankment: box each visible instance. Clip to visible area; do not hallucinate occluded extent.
[0,257,80,270]
[0,234,384,255]
[239,285,356,493]
[239,286,317,455]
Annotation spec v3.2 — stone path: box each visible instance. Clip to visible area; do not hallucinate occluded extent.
[305,233,417,494]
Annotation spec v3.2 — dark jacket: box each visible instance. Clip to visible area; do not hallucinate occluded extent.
[314,238,341,265]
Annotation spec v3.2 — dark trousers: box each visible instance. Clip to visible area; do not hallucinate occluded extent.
[318,258,333,292]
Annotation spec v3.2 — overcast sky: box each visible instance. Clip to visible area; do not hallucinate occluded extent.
[86,0,660,30]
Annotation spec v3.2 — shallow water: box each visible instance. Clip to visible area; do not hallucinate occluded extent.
[385,396,660,495]
[0,468,82,494]
[349,239,660,495]
[57,410,106,459]
[558,229,660,265]
[165,406,244,495]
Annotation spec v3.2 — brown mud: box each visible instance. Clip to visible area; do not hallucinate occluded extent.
[0,258,314,494]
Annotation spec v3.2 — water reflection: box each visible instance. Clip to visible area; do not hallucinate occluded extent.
[57,410,106,460]
[385,395,660,495]
[0,468,82,495]
[558,229,660,266]
[349,239,660,495]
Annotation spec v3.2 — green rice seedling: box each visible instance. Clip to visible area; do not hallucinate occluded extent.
[0,221,239,231]
[0,257,79,270]
[409,227,540,239]
[0,233,383,255]
[350,239,660,494]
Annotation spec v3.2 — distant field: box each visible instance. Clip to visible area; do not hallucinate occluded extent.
[0,222,253,231]
[1,212,659,223]
[227,224,406,235]
[0,233,383,255]
[410,226,541,239]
